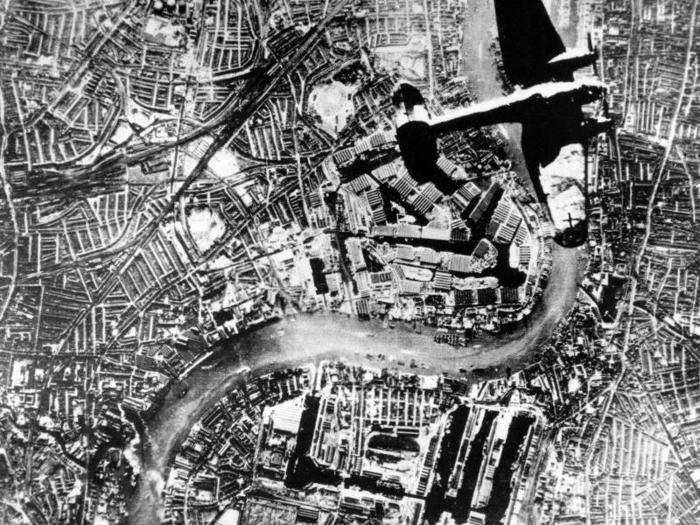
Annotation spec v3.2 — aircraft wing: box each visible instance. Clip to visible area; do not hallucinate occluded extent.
[494,0,568,87]
[429,80,606,134]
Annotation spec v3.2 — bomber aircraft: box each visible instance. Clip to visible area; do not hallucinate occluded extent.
[392,0,613,247]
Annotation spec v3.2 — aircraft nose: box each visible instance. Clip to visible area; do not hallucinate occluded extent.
[592,83,608,97]
[581,83,607,104]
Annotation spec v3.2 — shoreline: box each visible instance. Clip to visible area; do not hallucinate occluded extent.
[128,244,582,524]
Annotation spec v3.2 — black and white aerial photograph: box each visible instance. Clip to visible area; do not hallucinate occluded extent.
[0,0,698,523]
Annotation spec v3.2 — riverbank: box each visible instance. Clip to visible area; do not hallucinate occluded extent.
[128,244,582,524]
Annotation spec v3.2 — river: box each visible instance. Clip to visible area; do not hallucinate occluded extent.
[129,1,584,520]
[128,244,581,523]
